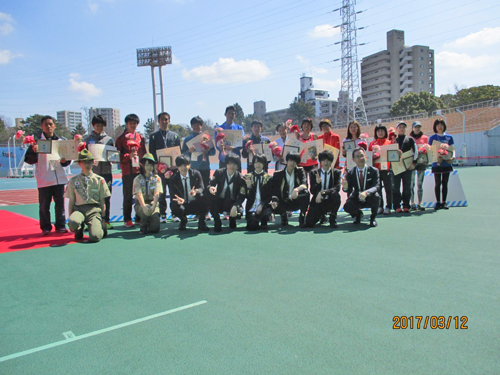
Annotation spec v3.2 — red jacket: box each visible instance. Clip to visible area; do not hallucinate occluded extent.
[318,131,341,169]
[116,131,146,176]
[368,138,392,171]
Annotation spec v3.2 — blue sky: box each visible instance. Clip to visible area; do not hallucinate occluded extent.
[1,0,499,132]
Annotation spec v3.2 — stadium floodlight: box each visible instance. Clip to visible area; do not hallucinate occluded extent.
[136,46,172,130]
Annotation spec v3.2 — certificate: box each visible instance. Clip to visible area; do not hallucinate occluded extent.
[249,143,273,163]
[324,144,340,167]
[379,143,399,163]
[186,131,214,155]
[88,144,119,162]
[282,138,303,161]
[416,152,429,165]
[343,140,356,153]
[156,146,181,167]
[431,141,454,162]
[387,149,401,162]
[221,129,243,148]
[391,150,414,175]
[55,140,78,160]
[301,139,323,164]
[106,149,120,163]
[37,140,52,154]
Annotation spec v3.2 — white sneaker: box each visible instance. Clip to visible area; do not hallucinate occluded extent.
[160,215,167,223]
[172,216,180,222]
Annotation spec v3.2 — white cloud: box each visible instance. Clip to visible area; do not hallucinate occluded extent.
[0,49,21,65]
[68,76,102,100]
[314,78,341,94]
[309,24,340,39]
[444,27,500,49]
[436,51,500,69]
[172,53,181,65]
[182,57,271,84]
[312,66,328,75]
[296,55,310,64]
[88,1,99,13]
[0,12,15,35]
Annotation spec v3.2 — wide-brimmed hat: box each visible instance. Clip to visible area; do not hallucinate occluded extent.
[77,149,94,162]
[141,153,157,164]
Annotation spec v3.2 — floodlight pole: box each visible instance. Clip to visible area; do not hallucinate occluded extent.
[159,66,165,113]
[151,66,158,128]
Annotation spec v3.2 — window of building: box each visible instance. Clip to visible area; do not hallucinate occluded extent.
[419,57,424,60]
[420,73,424,76]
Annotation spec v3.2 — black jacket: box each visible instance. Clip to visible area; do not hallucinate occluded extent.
[244,172,273,211]
[309,168,341,198]
[209,168,246,206]
[169,169,205,204]
[271,166,308,202]
[149,129,181,162]
[344,165,380,198]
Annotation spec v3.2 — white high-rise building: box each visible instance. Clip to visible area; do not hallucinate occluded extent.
[88,107,121,132]
[361,30,435,120]
[298,75,338,118]
[56,111,82,131]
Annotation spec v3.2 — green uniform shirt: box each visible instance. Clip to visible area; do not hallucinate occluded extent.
[65,172,111,206]
[133,173,163,202]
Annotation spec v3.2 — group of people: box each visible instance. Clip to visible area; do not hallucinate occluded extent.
[24,106,455,242]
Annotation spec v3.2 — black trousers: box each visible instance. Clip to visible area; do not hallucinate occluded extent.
[379,170,393,209]
[393,169,412,209]
[246,206,272,230]
[101,173,112,222]
[122,173,138,222]
[198,169,211,193]
[38,184,66,231]
[434,172,450,203]
[171,197,208,222]
[343,192,380,220]
[274,194,309,215]
[158,173,169,217]
[305,192,341,227]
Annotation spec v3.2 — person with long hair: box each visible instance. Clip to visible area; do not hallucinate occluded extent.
[368,124,393,215]
[342,121,366,157]
[409,121,429,211]
[428,119,455,210]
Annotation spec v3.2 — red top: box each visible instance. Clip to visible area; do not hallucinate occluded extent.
[299,133,317,168]
[318,131,341,169]
[116,131,146,176]
[368,138,392,171]
[411,134,429,147]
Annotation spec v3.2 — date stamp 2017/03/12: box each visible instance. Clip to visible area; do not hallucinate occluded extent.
[393,316,468,329]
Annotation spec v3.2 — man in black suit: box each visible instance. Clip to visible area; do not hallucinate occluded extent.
[342,147,381,227]
[270,152,309,227]
[393,121,418,213]
[148,112,181,223]
[305,150,341,228]
[244,154,273,230]
[208,153,246,232]
[169,155,209,231]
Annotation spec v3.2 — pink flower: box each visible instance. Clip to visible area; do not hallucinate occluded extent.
[373,152,381,160]
[358,141,367,151]
[418,147,428,154]
[158,163,168,174]
[74,134,83,141]
[272,146,282,158]
[438,149,448,156]
[285,119,293,126]
[440,143,449,150]
[200,143,210,151]
[202,134,210,142]
[127,140,141,150]
[371,145,381,152]
[77,142,86,152]
[23,135,36,146]
[164,170,173,178]
[215,133,225,143]
[125,133,135,140]
[360,133,369,139]
[245,140,253,149]
[15,130,25,140]
[289,125,300,133]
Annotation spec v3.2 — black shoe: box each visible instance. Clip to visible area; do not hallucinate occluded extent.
[369,219,378,227]
[353,211,363,224]
[139,228,147,234]
[280,214,289,226]
[441,203,449,210]
[75,225,84,240]
[103,227,108,238]
[198,222,209,232]
[434,203,442,210]
[229,217,237,229]
[319,214,327,225]
[214,225,222,232]
[299,214,306,228]
[329,216,338,228]
[179,217,187,230]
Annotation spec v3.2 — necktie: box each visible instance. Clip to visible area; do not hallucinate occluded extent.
[323,171,329,191]
[225,175,233,200]
[359,169,364,190]
[183,177,188,200]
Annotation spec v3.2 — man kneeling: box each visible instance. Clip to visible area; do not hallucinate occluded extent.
[244,153,273,230]
[169,155,209,231]
[342,147,380,227]
[208,153,246,232]
[270,152,309,227]
[305,150,341,228]
[66,150,111,242]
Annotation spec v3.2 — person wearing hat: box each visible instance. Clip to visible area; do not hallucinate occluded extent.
[410,121,429,211]
[133,153,162,234]
[317,119,341,169]
[241,120,271,174]
[84,115,115,230]
[244,153,274,230]
[65,149,111,242]
[393,121,418,213]
[368,124,393,215]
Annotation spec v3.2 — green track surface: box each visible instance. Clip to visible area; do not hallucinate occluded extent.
[1,167,499,374]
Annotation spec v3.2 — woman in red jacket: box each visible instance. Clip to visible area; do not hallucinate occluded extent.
[368,124,393,215]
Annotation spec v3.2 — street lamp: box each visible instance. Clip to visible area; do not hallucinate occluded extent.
[137,46,172,131]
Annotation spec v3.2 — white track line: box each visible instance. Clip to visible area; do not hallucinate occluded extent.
[0,300,207,363]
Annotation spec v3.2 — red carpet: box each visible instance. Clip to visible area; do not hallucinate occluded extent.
[0,210,77,253]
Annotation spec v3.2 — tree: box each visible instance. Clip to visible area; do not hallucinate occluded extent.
[233,103,245,125]
[71,123,87,138]
[0,117,9,143]
[21,114,45,136]
[390,92,445,117]
[169,124,190,138]
[242,114,259,133]
[143,118,155,138]
[265,113,281,134]
[287,100,315,124]
[440,85,500,107]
